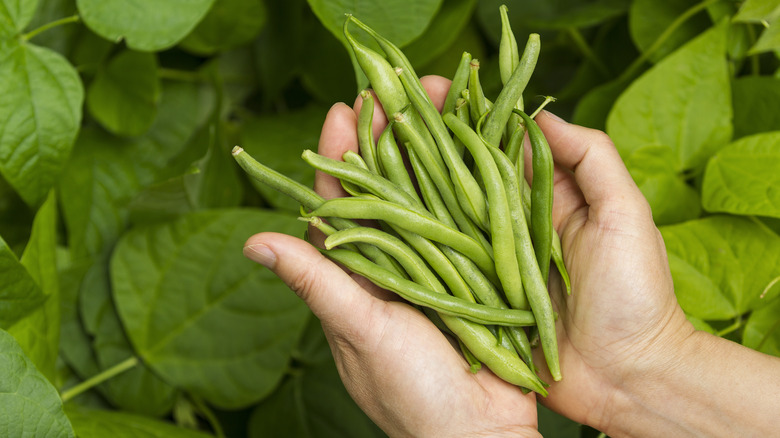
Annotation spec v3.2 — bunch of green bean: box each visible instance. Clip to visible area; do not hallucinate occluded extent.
[232,5,571,396]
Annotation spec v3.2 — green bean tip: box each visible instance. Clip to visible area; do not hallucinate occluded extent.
[231,146,244,156]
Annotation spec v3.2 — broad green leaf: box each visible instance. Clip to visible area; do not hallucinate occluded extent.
[0,173,34,254]
[7,191,60,382]
[180,0,267,55]
[248,359,385,438]
[111,209,310,409]
[0,41,83,207]
[0,235,45,328]
[702,132,780,218]
[65,405,214,437]
[733,0,780,23]
[0,0,38,38]
[25,0,79,55]
[416,19,486,79]
[299,15,356,104]
[749,19,780,54]
[76,0,215,51]
[742,296,780,357]
[292,314,332,367]
[239,106,326,212]
[685,314,717,334]
[403,0,478,69]
[0,329,75,437]
[526,0,630,30]
[660,215,780,319]
[572,78,628,130]
[629,0,711,64]
[624,145,701,225]
[732,76,780,139]
[606,22,732,171]
[538,403,580,438]
[86,49,161,137]
[308,0,441,49]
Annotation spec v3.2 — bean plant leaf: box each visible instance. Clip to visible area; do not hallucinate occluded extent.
[239,106,326,212]
[111,209,310,409]
[702,132,780,218]
[307,0,442,49]
[733,0,780,23]
[660,215,780,320]
[180,0,267,55]
[742,296,780,357]
[0,41,83,207]
[6,191,60,382]
[748,19,780,54]
[86,49,161,137]
[0,329,75,437]
[65,405,214,437]
[0,235,46,328]
[0,0,38,38]
[76,0,215,51]
[628,0,711,64]
[403,0,478,69]
[732,76,780,139]
[24,0,80,55]
[248,358,385,438]
[606,22,732,172]
[538,403,581,438]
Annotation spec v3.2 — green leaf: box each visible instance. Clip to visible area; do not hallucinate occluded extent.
[0,41,83,207]
[743,296,780,357]
[702,132,780,218]
[685,314,717,334]
[239,106,326,212]
[6,191,60,382]
[403,0,478,69]
[0,329,75,437]
[299,15,356,104]
[537,403,581,437]
[86,49,161,137]
[732,76,780,139]
[572,78,628,130]
[291,315,332,367]
[111,209,310,409]
[248,359,385,438]
[76,0,215,51]
[606,22,732,171]
[624,145,701,225]
[526,0,630,29]
[25,0,79,55]
[0,0,38,38]
[65,404,214,437]
[628,0,711,63]
[733,0,780,23]
[308,0,442,48]
[0,235,46,328]
[180,0,267,55]
[660,215,780,319]
[749,19,780,54]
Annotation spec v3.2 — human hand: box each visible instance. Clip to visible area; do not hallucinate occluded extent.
[243,76,541,438]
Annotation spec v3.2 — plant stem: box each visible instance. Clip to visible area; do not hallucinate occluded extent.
[566,27,611,78]
[716,315,743,337]
[191,395,226,438]
[529,96,557,119]
[60,356,139,402]
[22,14,80,41]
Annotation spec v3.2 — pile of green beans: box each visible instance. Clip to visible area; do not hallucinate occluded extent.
[232,5,571,396]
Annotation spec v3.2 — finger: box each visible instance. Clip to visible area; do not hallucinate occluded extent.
[243,232,389,323]
[534,111,651,219]
[315,102,358,200]
[420,75,452,112]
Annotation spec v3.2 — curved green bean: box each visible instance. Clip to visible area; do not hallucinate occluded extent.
[376,123,422,204]
[443,52,472,115]
[357,90,380,174]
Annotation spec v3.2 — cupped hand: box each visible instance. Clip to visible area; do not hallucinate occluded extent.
[243,76,541,438]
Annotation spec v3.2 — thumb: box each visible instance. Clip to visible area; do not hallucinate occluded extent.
[243,232,378,326]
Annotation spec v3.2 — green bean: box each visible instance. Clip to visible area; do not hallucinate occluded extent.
[443,52,472,115]
[357,90,380,174]
[457,338,482,373]
[232,146,404,277]
[375,123,422,204]
[481,34,540,148]
[503,120,526,172]
[467,59,489,124]
[453,98,470,158]
[408,147,457,229]
[321,248,536,327]
[499,5,520,91]
[306,197,497,280]
[342,150,369,170]
[444,112,528,311]
[515,110,554,285]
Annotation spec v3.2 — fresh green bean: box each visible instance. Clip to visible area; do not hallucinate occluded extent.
[481,34,540,148]
[443,52,472,115]
[499,5,520,92]
[444,112,528,311]
[408,147,457,229]
[376,123,421,204]
[321,248,536,327]
[342,150,369,170]
[467,59,489,124]
[515,110,554,285]
[503,120,526,172]
[357,90,380,174]
[457,338,482,374]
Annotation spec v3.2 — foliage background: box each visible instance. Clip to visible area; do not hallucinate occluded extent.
[1,0,779,436]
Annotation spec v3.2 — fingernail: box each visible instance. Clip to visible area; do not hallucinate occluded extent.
[243,244,277,268]
[543,110,568,124]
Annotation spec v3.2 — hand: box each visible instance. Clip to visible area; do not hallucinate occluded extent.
[243,76,541,438]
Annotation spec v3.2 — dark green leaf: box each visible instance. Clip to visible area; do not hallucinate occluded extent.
[65,404,214,437]
[702,131,780,218]
[733,0,780,23]
[0,329,75,437]
[607,22,732,171]
[403,0,478,69]
[180,0,267,55]
[76,0,215,51]
[628,0,711,64]
[0,41,83,207]
[0,235,46,329]
[239,106,326,212]
[292,314,332,366]
[537,403,581,437]
[248,359,385,438]
[299,15,356,104]
[86,49,161,137]
[660,215,780,319]
[743,296,780,357]
[572,78,628,130]
[25,0,79,55]
[732,76,780,139]
[748,19,780,54]
[111,209,309,409]
[0,0,38,38]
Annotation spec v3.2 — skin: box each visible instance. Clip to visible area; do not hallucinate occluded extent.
[243,76,780,437]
